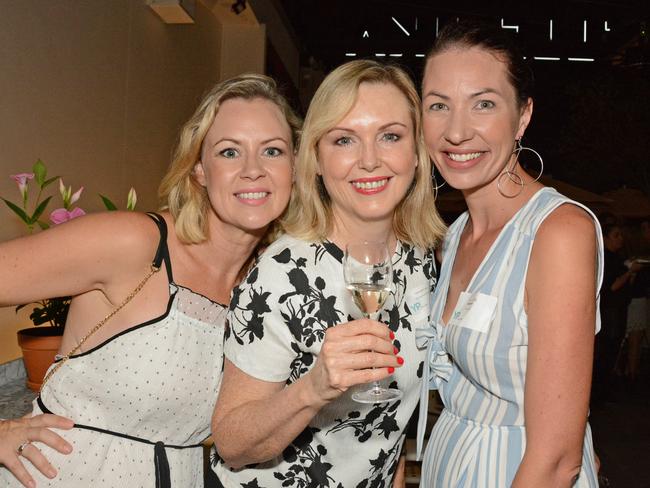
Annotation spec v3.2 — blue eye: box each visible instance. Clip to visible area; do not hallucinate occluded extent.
[382,133,400,142]
[219,148,239,158]
[476,100,495,109]
[264,147,283,157]
[429,102,447,111]
[335,136,353,146]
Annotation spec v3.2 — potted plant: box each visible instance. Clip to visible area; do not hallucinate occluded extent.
[2,159,136,390]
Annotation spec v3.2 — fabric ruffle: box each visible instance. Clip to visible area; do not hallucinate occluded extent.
[415,325,452,460]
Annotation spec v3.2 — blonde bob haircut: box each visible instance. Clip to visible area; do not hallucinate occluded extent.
[282,60,446,249]
[159,74,301,244]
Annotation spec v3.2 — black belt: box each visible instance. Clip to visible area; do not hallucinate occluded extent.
[37,396,203,488]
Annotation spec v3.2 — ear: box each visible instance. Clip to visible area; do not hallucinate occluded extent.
[515,98,533,140]
[193,161,207,187]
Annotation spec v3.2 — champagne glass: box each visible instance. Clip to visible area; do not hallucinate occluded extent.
[343,241,402,403]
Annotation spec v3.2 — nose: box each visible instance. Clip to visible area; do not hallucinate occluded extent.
[443,109,473,145]
[357,140,381,171]
[241,152,266,180]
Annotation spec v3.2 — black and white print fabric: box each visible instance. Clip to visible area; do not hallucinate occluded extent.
[213,234,436,488]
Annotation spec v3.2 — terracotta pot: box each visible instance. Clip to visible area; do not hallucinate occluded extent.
[17,327,63,392]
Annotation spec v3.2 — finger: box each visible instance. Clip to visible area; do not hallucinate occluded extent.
[338,334,397,355]
[342,367,395,388]
[336,351,402,371]
[331,320,393,340]
[20,443,58,480]
[27,426,73,454]
[3,455,36,488]
[27,414,74,430]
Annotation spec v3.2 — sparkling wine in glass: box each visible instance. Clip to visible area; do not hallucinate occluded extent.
[344,241,402,404]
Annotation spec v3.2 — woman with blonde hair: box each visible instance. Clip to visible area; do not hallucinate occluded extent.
[0,73,299,487]
[211,60,445,487]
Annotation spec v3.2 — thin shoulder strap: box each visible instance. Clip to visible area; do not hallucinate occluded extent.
[146,212,174,283]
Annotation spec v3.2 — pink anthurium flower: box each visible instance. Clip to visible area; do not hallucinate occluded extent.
[49,207,86,225]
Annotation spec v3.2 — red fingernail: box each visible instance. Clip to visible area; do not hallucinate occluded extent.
[388,367,395,374]
[397,356,404,365]
[393,346,398,354]
[389,331,395,340]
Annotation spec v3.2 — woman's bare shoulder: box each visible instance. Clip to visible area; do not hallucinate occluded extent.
[53,211,164,265]
[532,203,597,269]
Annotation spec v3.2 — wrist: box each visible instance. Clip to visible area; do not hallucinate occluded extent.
[296,372,331,412]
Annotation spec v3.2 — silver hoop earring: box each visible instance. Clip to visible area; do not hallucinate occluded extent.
[497,138,544,198]
[432,173,446,191]
[497,170,524,198]
[514,138,544,182]
[431,159,446,191]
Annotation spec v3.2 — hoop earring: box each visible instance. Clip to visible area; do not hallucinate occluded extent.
[431,159,446,191]
[514,138,544,183]
[497,144,522,198]
[432,173,446,191]
[497,170,524,198]
[497,138,544,198]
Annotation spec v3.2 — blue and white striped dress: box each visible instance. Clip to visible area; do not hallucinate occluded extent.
[417,187,603,487]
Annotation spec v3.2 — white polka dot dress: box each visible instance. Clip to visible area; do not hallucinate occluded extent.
[0,214,226,487]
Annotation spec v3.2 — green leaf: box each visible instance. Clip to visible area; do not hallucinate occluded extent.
[100,194,117,211]
[33,159,47,187]
[30,195,52,223]
[2,198,30,224]
[36,220,50,230]
[42,175,60,189]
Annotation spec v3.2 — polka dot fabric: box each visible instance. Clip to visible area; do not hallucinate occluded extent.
[0,284,226,487]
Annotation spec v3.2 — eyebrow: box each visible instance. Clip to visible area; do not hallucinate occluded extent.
[423,88,502,100]
[470,88,502,98]
[212,136,289,147]
[327,121,409,133]
[423,90,449,100]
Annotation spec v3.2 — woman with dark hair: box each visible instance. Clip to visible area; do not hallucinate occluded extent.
[417,19,603,487]
[0,74,299,488]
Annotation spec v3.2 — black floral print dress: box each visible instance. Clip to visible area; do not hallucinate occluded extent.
[212,234,437,488]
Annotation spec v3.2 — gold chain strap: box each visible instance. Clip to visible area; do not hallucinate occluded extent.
[40,264,161,390]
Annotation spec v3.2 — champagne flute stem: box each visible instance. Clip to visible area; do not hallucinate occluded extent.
[364,312,385,395]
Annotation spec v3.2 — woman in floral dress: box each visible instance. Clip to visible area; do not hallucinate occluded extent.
[210,60,446,487]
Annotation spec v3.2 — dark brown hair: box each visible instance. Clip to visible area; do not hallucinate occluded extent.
[426,18,534,108]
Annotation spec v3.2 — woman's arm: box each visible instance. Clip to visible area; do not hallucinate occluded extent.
[512,204,598,488]
[0,414,74,488]
[0,212,159,486]
[212,319,400,468]
[0,211,158,307]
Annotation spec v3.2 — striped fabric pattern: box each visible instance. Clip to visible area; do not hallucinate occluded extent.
[420,187,603,487]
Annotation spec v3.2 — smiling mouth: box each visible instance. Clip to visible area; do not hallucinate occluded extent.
[235,191,269,200]
[351,178,389,190]
[446,152,483,162]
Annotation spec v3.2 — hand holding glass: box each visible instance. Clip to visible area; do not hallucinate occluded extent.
[343,241,402,403]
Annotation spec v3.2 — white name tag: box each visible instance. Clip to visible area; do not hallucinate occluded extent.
[448,291,497,334]
[408,284,430,323]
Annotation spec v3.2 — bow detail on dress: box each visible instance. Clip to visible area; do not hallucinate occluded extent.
[415,325,452,461]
